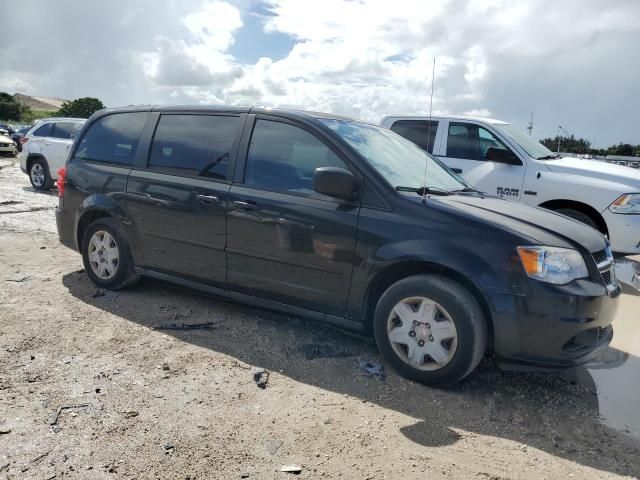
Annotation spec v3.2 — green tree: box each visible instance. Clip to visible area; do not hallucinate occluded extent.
[540,135,591,154]
[56,97,105,118]
[614,143,634,156]
[0,92,22,121]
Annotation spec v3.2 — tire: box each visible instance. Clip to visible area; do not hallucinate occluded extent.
[373,274,487,387]
[81,218,139,290]
[29,158,53,191]
[556,208,598,231]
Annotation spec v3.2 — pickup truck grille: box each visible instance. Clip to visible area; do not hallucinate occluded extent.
[592,247,617,291]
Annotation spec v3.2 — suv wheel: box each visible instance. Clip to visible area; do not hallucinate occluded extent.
[82,218,139,290]
[373,274,487,386]
[29,158,53,190]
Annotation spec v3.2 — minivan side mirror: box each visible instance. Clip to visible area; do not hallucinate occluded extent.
[485,147,521,165]
[313,167,355,200]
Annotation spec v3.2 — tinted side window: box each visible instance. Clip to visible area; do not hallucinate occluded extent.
[75,112,148,165]
[148,114,239,179]
[32,123,52,137]
[447,122,513,161]
[478,126,510,158]
[50,122,75,140]
[390,120,438,153]
[446,122,481,160]
[245,120,347,196]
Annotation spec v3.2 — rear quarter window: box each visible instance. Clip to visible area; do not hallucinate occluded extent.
[75,112,148,165]
[32,123,52,137]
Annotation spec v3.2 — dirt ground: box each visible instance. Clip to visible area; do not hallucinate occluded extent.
[1,157,639,480]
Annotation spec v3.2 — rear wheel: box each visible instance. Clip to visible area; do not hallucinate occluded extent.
[81,218,139,290]
[29,158,53,190]
[373,274,487,386]
[556,208,598,231]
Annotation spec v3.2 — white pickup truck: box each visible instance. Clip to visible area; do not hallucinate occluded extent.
[380,115,640,255]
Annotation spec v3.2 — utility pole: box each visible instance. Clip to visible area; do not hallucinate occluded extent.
[526,112,534,136]
[557,125,570,153]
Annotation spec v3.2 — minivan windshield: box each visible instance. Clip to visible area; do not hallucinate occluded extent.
[319,119,468,193]
[494,123,558,159]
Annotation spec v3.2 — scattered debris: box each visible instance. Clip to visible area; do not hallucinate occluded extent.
[240,473,250,478]
[0,200,21,206]
[0,462,9,473]
[0,427,11,434]
[48,404,90,426]
[265,439,283,455]
[123,411,139,419]
[163,441,174,453]
[155,321,217,331]
[280,464,303,475]
[357,357,385,380]
[5,276,30,283]
[252,368,269,389]
[31,450,51,464]
[92,289,105,298]
[301,343,355,360]
[162,363,170,371]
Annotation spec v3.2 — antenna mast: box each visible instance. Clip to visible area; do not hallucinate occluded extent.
[526,112,534,136]
[422,57,436,204]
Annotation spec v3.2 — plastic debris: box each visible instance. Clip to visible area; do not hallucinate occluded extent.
[357,357,385,380]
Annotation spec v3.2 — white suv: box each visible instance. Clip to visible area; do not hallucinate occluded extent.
[20,118,86,190]
[381,115,640,254]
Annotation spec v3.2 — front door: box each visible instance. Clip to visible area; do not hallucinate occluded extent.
[126,113,242,289]
[439,121,525,200]
[227,116,360,316]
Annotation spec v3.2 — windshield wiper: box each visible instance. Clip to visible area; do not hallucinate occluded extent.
[537,154,560,160]
[396,186,452,196]
[449,186,477,193]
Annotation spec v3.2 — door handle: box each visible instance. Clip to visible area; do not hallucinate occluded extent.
[451,168,463,174]
[196,194,220,205]
[232,200,260,211]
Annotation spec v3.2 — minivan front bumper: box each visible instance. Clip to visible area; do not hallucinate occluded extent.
[489,280,620,371]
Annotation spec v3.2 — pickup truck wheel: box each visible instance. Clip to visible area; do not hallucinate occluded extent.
[556,208,598,230]
[373,274,487,387]
[81,218,139,290]
[29,159,53,190]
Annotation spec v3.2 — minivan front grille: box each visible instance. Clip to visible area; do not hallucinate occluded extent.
[592,247,617,291]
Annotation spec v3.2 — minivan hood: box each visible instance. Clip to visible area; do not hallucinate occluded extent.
[545,157,640,187]
[424,194,606,253]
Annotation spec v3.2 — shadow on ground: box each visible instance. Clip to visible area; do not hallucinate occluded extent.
[62,271,640,477]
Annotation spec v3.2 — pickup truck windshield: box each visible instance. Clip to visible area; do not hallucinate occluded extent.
[319,119,466,192]
[495,124,557,159]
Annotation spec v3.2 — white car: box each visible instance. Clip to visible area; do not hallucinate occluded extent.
[20,118,86,190]
[0,129,16,156]
[380,115,640,254]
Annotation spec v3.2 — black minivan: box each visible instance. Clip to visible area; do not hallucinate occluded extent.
[55,106,620,385]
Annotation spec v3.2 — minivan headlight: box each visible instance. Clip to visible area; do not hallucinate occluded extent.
[609,194,640,214]
[517,246,588,285]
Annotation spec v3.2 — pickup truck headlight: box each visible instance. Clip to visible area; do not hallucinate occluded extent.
[609,193,640,214]
[517,246,588,285]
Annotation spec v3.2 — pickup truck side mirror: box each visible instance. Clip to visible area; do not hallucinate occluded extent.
[313,167,355,200]
[485,147,521,165]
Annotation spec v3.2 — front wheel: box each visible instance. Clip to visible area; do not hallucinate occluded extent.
[81,218,139,290]
[373,274,487,387]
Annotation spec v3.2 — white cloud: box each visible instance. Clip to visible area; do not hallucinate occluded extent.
[0,0,639,145]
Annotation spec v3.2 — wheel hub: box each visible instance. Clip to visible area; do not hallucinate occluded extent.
[386,296,458,371]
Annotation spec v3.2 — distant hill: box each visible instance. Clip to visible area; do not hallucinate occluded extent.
[13,93,69,111]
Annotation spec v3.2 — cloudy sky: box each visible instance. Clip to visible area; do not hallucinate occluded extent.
[1,0,639,147]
